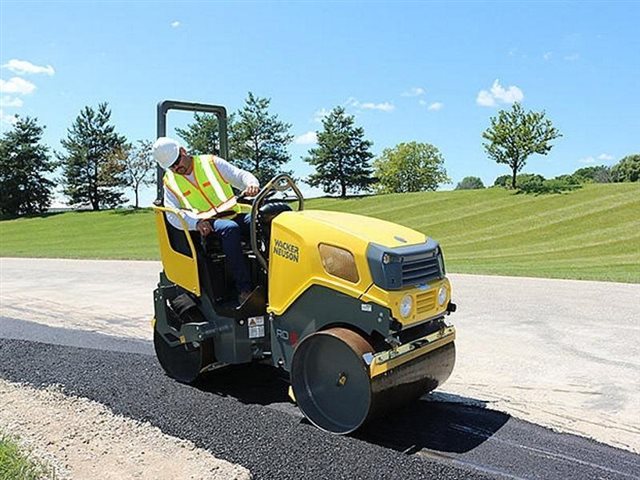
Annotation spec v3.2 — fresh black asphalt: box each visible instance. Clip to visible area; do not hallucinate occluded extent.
[0,334,638,480]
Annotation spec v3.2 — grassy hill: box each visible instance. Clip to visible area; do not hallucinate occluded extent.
[1,183,638,282]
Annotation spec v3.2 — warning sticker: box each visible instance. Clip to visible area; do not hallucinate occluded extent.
[248,316,265,339]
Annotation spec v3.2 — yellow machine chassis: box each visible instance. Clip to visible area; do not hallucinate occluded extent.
[153,206,200,296]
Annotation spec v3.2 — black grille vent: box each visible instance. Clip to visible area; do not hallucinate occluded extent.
[367,239,445,291]
[401,251,442,287]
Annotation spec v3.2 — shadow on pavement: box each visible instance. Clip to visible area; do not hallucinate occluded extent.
[195,363,508,454]
[194,363,290,405]
[357,398,510,454]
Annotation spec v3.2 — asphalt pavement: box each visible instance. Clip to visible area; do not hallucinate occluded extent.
[0,337,638,480]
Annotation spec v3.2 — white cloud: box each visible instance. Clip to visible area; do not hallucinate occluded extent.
[564,53,580,61]
[476,90,495,107]
[2,59,54,76]
[476,79,524,107]
[294,131,317,145]
[543,52,553,61]
[418,99,427,106]
[579,153,615,165]
[0,77,36,94]
[0,95,24,107]
[347,98,394,112]
[360,101,394,112]
[313,108,330,123]
[402,87,425,97]
[171,21,181,28]
[0,108,18,125]
[427,102,443,111]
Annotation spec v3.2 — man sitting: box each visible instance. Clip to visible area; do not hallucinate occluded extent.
[152,137,259,304]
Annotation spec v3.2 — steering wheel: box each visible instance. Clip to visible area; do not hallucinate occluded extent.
[250,174,304,271]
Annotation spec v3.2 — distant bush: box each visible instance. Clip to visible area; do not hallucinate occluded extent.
[516,174,545,193]
[572,165,613,183]
[611,154,640,182]
[493,173,544,189]
[518,175,581,195]
[456,176,485,190]
[493,175,511,188]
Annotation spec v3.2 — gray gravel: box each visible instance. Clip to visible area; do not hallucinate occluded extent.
[0,338,637,480]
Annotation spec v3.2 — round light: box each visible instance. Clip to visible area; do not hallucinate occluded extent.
[438,285,448,306]
[382,253,391,264]
[400,295,413,318]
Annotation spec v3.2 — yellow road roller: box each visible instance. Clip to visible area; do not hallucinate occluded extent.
[152,100,457,434]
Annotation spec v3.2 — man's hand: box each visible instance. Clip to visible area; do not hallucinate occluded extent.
[242,185,260,197]
[196,219,213,237]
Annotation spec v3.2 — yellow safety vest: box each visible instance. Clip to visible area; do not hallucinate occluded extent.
[163,155,240,217]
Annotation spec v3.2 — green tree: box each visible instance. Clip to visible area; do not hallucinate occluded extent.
[611,154,640,182]
[572,165,612,183]
[58,103,128,210]
[482,103,562,189]
[305,106,375,197]
[493,174,511,188]
[123,139,154,208]
[374,142,450,193]
[455,176,485,190]
[176,113,220,155]
[0,116,56,216]
[229,92,293,185]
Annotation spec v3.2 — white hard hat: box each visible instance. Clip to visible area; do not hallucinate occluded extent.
[152,137,182,170]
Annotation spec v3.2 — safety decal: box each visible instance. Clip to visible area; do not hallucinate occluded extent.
[248,316,265,339]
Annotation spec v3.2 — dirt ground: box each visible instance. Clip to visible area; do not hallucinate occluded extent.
[0,379,251,479]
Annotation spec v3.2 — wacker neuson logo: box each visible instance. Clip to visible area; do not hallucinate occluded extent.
[273,238,299,263]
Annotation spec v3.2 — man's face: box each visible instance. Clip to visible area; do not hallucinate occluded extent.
[169,148,193,175]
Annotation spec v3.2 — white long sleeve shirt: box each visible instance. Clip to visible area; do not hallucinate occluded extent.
[163,156,259,231]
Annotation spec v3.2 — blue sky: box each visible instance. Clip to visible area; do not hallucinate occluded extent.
[1,1,638,205]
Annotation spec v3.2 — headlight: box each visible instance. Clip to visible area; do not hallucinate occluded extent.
[400,294,413,318]
[438,285,448,306]
[318,244,359,283]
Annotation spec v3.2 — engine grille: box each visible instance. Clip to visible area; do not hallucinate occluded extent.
[367,239,445,291]
[416,289,437,315]
[401,251,442,287]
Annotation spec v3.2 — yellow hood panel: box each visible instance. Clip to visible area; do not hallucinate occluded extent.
[292,210,427,248]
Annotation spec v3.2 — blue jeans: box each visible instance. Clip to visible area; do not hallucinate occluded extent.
[207,213,252,293]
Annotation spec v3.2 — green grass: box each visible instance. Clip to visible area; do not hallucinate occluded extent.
[1,183,638,282]
[0,432,55,480]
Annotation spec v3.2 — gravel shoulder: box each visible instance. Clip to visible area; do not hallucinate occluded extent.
[0,378,251,480]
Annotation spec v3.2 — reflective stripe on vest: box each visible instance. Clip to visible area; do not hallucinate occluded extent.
[163,155,239,215]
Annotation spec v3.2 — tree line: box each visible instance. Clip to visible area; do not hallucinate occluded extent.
[1,95,638,217]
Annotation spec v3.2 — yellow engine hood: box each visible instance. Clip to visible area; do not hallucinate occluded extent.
[293,210,427,248]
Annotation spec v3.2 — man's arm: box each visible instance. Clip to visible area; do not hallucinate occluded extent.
[163,187,199,231]
[213,156,259,192]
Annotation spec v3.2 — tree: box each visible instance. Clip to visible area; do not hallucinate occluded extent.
[123,140,155,208]
[0,116,56,216]
[176,113,220,155]
[374,142,450,193]
[305,106,375,197]
[572,165,613,183]
[611,154,640,182]
[482,103,561,189]
[229,92,293,185]
[58,103,129,210]
[456,176,485,190]
[493,174,511,188]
